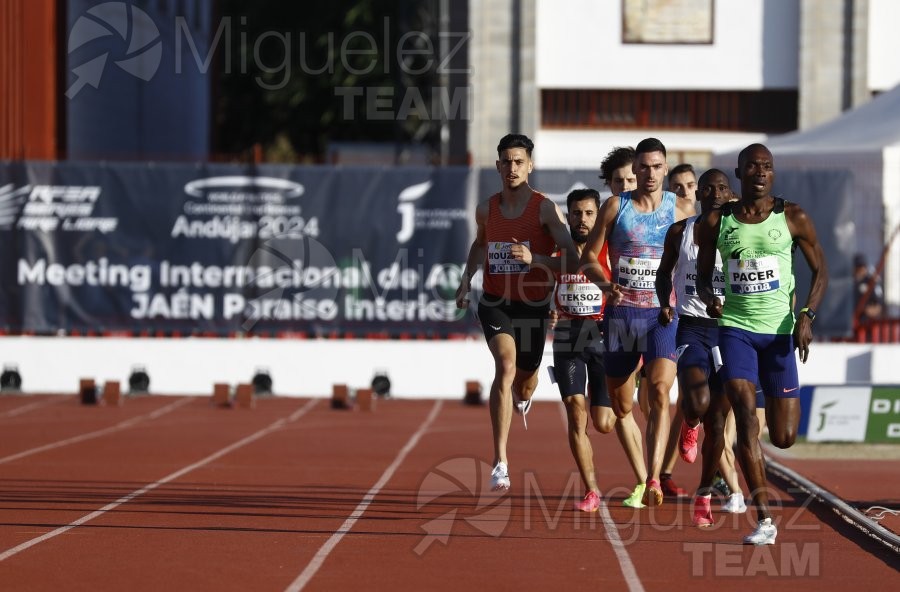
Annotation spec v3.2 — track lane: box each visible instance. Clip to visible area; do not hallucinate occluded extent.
[0,397,896,591]
[294,399,644,591]
[0,398,444,592]
[0,398,314,559]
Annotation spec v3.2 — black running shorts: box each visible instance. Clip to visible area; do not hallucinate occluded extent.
[552,318,610,407]
[478,292,550,372]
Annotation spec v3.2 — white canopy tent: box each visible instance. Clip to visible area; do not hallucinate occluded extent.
[713,84,900,320]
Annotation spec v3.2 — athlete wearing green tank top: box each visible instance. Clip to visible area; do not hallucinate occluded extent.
[695,143,828,546]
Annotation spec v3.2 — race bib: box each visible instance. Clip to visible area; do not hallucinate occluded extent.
[556,274,604,316]
[684,263,725,296]
[487,241,530,274]
[728,256,780,294]
[617,256,660,291]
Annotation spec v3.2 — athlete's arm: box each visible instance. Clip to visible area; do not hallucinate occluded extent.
[696,209,723,318]
[456,201,488,308]
[786,203,829,363]
[655,221,685,325]
[535,198,582,277]
[579,196,619,286]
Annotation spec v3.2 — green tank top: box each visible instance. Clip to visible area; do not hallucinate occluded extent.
[716,199,795,334]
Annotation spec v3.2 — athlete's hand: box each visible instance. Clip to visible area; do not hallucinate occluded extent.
[605,283,623,307]
[509,237,533,265]
[705,297,723,318]
[548,308,559,330]
[793,316,813,363]
[658,306,675,326]
[455,275,471,309]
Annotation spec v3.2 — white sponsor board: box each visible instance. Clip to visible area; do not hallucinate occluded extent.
[806,386,872,442]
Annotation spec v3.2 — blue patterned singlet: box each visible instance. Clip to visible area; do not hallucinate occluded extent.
[608,190,677,308]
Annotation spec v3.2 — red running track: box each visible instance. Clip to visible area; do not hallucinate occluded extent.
[0,394,896,591]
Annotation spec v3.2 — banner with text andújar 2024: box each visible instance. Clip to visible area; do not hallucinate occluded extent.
[0,161,481,337]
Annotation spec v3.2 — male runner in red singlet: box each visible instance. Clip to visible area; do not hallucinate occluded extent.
[456,134,582,491]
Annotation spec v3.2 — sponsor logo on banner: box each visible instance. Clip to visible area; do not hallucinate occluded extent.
[0,183,117,233]
[865,386,900,443]
[396,180,467,244]
[806,386,871,442]
[173,176,318,243]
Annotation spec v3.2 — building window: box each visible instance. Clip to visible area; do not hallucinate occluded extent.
[541,89,798,133]
[622,0,714,45]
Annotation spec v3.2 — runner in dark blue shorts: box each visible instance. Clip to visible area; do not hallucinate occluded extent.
[696,143,828,545]
[579,138,696,507]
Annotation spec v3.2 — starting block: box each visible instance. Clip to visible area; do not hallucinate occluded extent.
[102,381,122,406]
[356,388,374,412]
[212,383,231,407]
[79,378,98,405]
[464,380,484,406]
[235,383,255,409]
[331,384,350,410]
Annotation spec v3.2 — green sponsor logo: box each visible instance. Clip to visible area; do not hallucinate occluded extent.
[865,387,900,443]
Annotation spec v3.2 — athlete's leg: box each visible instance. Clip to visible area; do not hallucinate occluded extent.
[718,409,742,494]
[510,312,549,404]
[727,378,769,521]
[591,368,648,486]
[690,383,731,526]
[565,394,598,493]
[757,406,768,436]
[487,333,518,466]
[637,364,650,421]
[659,363,710,495]
[700,389,731,494]
[612,409,649,484]
[758,333,799,449]
[766,397,801,449]
[512,367,540,406]
[680,365,712,424]
[661,387,684,473]
[643,357,677,485]
[591,405,616,433]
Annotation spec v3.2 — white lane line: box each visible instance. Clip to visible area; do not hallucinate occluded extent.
[0,396,73,419]
[0,397,320,562]
[286,399,443,592]
[0,397,194,466]
[556,400,645,592]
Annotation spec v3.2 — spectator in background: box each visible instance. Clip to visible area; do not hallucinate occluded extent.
[853,253,884,323]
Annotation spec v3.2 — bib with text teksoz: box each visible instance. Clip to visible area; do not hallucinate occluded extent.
[557,274,604,316]
[617,256,660,291]
[684,263,725,296]
[487,241,530,274]
[728,256,780,294]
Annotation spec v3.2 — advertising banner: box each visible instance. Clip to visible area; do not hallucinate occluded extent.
[803,385,900,443]
[0,162,477,336]
[805,386,872,442]
[0,161,856,337]
[866,386,900,442]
